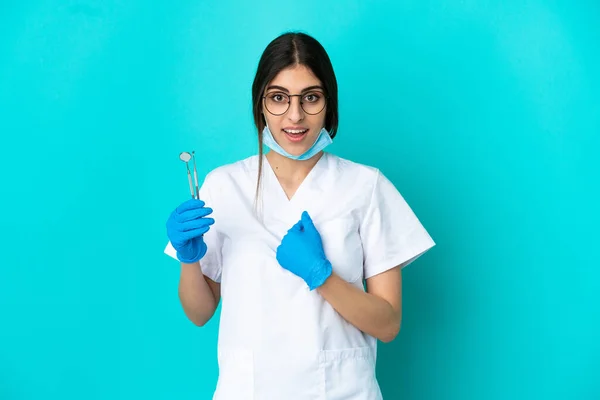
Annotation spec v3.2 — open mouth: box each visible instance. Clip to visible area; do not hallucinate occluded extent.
[282,128,308,142]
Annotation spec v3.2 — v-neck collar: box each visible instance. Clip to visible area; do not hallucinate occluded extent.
[263,151,328,204]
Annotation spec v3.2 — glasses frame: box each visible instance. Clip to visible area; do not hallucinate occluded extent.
[262,91,329,116]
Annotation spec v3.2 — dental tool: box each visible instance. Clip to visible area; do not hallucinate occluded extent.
[179,151,197,199]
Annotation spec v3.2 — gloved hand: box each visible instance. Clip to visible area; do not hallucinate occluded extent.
[166,199,215,263]
[276,211,332,290]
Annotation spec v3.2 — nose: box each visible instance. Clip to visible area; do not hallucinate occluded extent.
[287,96,304,123]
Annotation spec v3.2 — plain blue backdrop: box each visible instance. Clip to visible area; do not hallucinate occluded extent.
[1,1,598,399]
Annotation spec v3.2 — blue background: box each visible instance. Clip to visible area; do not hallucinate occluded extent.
[1,1,598,399]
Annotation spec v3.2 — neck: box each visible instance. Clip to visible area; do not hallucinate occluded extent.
[265,150,324,181]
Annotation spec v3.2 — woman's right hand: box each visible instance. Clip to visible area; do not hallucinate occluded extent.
[166,199,215,263]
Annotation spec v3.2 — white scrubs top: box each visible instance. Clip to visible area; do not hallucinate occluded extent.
[165,152,435,400]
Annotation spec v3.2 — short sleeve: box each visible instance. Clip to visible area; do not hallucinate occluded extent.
[359,170,435,279]
[164,173,223,283]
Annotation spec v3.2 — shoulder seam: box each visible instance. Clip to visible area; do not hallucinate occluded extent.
[364,168,381,219]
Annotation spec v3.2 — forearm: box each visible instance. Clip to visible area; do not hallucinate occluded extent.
[317,272,401,342]
[178,262,218,326]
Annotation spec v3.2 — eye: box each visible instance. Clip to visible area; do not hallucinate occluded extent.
[303,93,322,102]
[268,93,288,103]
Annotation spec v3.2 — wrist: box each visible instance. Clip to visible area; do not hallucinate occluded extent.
[307,258,332,290]
[177,242,206,264]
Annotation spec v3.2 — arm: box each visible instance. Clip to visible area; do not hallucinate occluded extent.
[317,266,402,343]
[276,211,403,342]
[178,261,221,326]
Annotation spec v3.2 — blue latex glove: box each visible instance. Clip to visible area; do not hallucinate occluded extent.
[166,199,214,263]
[276,211,332,290]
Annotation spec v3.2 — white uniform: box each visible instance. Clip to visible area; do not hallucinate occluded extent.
[165,152,435,399]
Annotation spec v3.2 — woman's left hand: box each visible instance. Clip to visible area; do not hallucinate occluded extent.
[276,211,333,290]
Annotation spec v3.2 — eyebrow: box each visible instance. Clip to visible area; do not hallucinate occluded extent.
[265,85,324,93]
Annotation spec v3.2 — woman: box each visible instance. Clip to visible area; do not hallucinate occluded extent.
[165,31,435,400]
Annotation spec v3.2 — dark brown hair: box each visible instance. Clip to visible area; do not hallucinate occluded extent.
[251,32,339,205]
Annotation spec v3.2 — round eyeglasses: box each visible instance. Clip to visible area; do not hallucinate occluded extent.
[262,91,328,116]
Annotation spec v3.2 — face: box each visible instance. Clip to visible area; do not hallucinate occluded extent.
[262,64,327,157]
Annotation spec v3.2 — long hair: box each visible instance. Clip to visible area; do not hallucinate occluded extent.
[251,32,339,209]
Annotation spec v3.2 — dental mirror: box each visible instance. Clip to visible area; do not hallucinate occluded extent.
[179,152,192,163]
[179,151,196,199]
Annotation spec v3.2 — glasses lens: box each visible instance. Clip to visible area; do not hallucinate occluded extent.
[264,93,289,115]
[300,92,326,115]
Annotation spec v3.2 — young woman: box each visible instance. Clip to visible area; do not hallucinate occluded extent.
[165,31,435,400]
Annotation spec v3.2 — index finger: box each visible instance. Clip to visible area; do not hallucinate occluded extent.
[176,198,206,214]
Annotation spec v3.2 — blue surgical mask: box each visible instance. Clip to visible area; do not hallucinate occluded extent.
[262,123,333,161]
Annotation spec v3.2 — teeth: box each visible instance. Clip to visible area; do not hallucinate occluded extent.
[284,129,308,134]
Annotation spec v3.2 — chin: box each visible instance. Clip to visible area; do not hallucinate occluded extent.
[277,144,309,157]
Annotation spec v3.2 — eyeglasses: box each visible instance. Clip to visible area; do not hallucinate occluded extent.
[262,91,328,116]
